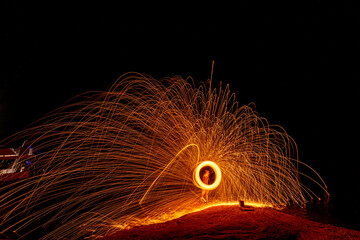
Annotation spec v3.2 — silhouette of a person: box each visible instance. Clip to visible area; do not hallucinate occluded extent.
[201,170,210,202]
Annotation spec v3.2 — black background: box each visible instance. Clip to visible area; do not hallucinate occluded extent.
[2,1,360,230]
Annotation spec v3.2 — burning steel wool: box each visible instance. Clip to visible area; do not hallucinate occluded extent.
[0,73,327,239]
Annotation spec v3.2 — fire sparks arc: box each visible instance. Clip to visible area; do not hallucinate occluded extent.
[0,72,329,240]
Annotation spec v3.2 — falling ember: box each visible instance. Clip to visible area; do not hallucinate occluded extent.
[0,72,328,239]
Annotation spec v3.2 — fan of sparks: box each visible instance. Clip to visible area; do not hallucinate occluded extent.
[0,72,327,239]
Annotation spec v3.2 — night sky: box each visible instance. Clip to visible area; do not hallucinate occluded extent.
[2,1,360,229]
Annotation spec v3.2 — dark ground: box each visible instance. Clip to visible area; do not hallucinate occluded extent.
[2,1,360,234]
[100,204,360,240]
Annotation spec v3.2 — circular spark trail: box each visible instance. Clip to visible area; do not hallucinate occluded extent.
[193,161,222,190]
[0,72,328,239]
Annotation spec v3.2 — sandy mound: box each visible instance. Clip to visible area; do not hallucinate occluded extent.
[101,205,360,240]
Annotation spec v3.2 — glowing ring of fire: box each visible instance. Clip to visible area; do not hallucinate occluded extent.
[193,161,222,190]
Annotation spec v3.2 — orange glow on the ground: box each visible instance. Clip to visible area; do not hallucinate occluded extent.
[112,201,275,231]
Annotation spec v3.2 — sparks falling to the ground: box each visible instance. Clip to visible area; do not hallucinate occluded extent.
[0,72,327,239]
